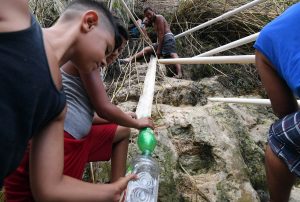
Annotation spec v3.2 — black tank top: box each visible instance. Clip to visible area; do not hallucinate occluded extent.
[0,16,66,185]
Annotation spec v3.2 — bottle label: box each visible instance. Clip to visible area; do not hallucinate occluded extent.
[125,171,158,202]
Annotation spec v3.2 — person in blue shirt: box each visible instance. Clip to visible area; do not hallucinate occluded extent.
[254,2,300,202]
[128,17,149,39]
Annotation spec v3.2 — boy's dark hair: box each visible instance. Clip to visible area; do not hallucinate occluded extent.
[113,17,129,50]
[144,7,153,13]
[117,23,129,41]
[64,0,117,34]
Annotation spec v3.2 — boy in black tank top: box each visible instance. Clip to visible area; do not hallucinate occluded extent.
[0,0,136,200]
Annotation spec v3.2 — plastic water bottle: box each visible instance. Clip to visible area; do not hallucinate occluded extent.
[123,128,159,202]
[124,155,159,202]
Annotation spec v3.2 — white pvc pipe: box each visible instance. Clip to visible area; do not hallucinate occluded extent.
[119,0,148,40]
[208,97,300,106]
[158,55,255,65]
[136,57,157,119]
[196,33,260,57]
[175,0,266,39]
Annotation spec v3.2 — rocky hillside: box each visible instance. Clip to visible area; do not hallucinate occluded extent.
[108,1,300,197]
[95,61,300,202]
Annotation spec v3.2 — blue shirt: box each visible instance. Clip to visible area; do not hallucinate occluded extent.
[254,2,300,97]
[129,23,145,38]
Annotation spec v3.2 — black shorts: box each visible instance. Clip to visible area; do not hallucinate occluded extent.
[153,33,177,57]
[268,111,300,177]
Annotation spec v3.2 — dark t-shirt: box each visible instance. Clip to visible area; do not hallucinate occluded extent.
[0,16,66,186]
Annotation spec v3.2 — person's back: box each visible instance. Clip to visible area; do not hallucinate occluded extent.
[62,68,95,139]
[153,14,171,35]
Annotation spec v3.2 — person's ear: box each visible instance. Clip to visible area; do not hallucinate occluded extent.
[81,10,99,33]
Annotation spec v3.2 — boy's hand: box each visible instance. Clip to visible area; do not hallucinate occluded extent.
[136,117,154,129]
[156,51,161,59]
[111,174,137,202]
[126,112,137,119]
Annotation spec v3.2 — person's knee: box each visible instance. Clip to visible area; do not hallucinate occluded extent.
[114,126,130,143]
[144,47,153,54]
[120,127,130,138]
[170,53,179,58]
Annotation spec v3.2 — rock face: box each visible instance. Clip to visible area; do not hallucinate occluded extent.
[155,101,269,202]
[89,62,300,202]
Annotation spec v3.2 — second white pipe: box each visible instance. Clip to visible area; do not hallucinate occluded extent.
[196,33,259,57]
[175,0,266,39]
[158,55,255,65]
[208,97,300,106]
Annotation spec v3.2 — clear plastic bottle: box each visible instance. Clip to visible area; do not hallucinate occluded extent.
[124,154,159,202]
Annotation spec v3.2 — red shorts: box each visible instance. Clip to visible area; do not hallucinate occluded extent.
[4,124,117,202]
[64,124,117,179]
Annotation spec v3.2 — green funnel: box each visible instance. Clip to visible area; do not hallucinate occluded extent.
[137,128,156,155]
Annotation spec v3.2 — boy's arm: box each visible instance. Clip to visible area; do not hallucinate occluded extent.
[155,16,165,58]
[92,112,136,125]
[79,68,154,130]
[255,51,298,118]
[141,26,149,39]
[30,106,136,201]
[93,113,110,124]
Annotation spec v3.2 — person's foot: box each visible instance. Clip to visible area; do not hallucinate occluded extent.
[173,74,183,79]
[118,58,131,64]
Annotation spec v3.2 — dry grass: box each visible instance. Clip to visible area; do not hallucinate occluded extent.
[172,0,295,55]
[29,0,67,27]
[108,0,299,97]
[28,0,299,97]
[170,0,298,95]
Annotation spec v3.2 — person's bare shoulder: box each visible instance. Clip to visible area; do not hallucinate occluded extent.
[155,15,166,25]
[0,0,31,32]
[156,15,165,21]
